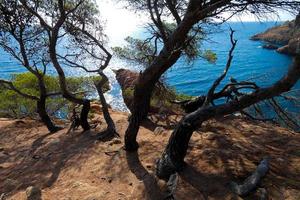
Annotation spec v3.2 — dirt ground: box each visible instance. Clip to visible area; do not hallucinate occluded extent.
[0,110,300,200]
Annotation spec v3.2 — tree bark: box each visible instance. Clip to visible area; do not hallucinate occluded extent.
[37,76,61,133]
[36,97,60,133]
[156,55,300,180]
[80,99,91,131]
[124,80,153,150]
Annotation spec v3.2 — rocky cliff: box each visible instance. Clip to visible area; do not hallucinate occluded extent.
[251,14,300,55]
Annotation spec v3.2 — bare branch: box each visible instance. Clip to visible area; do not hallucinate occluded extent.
[204,28,237,106]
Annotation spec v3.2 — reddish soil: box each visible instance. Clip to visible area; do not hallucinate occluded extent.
[0,111,300,200]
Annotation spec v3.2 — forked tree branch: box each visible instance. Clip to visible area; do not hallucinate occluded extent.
[204,28,237,106]
[187,55,300,127]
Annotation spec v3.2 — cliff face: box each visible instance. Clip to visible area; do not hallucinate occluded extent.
[251,14,300,55]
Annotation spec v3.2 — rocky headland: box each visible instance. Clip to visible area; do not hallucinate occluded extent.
[251,13,300,55]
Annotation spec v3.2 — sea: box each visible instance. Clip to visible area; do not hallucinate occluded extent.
[0,22,299,115]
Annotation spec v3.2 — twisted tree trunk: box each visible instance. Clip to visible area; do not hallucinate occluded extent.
[95,72,118,139]
[37,76,61,133]
[156,55,300,180]
[124,0,230,151]
[36,97,60,133]
[230,157,270,196]
[125,80,153,150]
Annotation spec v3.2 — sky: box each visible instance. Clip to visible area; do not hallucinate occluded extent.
[96,0,295,45]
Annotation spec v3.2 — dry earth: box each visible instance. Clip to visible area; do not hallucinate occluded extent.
[0,109,300,200]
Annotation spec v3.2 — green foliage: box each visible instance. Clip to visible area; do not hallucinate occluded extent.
[201,50,217,64]
[0,85,36,118]
[113,23,217,66]
[123,87,135,99]
[112,36,156,66]
[0,72,109,118]
[169,89,193,101]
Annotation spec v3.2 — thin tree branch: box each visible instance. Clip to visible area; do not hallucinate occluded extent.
[204,28,237,106]
[0,80,39,100]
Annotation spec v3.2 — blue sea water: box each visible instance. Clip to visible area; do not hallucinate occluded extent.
[0,22,299,113]
[165,22,295,95]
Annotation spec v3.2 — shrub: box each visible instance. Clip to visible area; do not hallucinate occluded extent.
[0,72,109,118]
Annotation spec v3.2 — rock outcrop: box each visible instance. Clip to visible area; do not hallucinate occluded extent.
[114,69,182,114]
[114,69,139,112]
[114,69,139,90]
[251,13,300,55]
[277,37,300,55]
[262,44,279,50]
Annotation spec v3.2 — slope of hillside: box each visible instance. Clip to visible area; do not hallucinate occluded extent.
[1,109,300,200]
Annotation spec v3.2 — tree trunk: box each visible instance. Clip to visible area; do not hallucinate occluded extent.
[37,76,60,133]
[156,117,195,180]
[123,1,225,151]
[124,81,153,151]
[230,157,270,196]
[37,97,60,133]
[94,74,118,138]
[80,99,91,131]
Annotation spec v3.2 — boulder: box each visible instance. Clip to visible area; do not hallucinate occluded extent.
[114,69,139,112]
[26,186,41,200]
[114,69,139,90]
[277,45,290,54]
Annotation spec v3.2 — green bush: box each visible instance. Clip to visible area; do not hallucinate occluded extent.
[0,72,109,118]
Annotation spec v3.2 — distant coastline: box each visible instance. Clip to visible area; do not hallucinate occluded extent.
[251,14,300,55]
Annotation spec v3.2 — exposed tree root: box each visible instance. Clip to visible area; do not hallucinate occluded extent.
[164,173,179,200]
[97,129,120,141]
[230,157,270,197]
